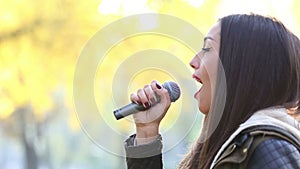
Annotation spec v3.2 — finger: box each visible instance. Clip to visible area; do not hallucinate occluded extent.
[151,80,170,103]
[137,88,151,108]
[143,84,158,105]
[130,93,141,105]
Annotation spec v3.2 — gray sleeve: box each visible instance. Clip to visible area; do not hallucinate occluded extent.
[125,134,163,169]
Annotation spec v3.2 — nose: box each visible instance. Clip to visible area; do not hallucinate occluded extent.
[190,54,199,69]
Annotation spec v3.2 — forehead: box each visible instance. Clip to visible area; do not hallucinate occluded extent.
[206,22,221,42]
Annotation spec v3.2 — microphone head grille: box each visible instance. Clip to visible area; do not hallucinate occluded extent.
[162,81,181,102]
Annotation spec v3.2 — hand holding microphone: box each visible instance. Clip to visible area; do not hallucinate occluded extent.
[113,81,181,124]
[113,80,180,145]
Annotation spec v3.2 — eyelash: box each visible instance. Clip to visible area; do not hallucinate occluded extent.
[202,47,211,52]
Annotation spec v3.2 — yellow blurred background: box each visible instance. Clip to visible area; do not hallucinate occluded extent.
[0,0,299,168]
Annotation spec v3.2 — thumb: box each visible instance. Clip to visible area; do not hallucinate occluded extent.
[151,81,171,106]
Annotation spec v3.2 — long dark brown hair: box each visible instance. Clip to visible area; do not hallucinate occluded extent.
[179,14,300,169]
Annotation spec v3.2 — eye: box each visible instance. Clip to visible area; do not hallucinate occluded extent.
[202,47,211,52]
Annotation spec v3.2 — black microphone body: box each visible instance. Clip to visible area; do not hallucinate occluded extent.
[113,81,180,120]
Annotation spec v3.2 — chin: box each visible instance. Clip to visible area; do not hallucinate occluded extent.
[198,106,209,115]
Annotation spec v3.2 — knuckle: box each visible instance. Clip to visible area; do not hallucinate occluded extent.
[162,89,169,94]
[137,88,143,93]
[151,80,158,84]
[130,93,137,99]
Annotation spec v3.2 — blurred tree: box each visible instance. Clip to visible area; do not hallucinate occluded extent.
[0,0,105,168]
[0,0,220,167]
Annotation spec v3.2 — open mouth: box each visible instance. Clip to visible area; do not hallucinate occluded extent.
[193,74,203,99]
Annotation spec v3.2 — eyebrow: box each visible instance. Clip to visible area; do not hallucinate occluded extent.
[204,36,215,42]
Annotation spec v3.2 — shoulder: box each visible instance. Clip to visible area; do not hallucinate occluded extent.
[212,125,300,169]
[248,138,300,169]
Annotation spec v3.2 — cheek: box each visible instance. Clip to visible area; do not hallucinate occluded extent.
[198,83,211,114]
[203,54,218,95]
[197,57,217,114]
[205,56,218,85]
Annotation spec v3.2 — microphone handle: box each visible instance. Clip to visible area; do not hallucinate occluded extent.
[113,102,147,120]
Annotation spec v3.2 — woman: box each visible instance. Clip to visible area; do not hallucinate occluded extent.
[124,14,300,169]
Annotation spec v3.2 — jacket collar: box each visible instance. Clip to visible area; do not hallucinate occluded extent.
[210,107,300,169]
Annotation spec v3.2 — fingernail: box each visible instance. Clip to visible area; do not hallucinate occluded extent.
[144,102,150,108]
[156,83,162,89]
[136,101,142,105]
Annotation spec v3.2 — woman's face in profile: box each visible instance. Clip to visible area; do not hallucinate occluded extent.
[190,22,221,114]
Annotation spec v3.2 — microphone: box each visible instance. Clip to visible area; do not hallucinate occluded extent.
[113,81,181,120]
